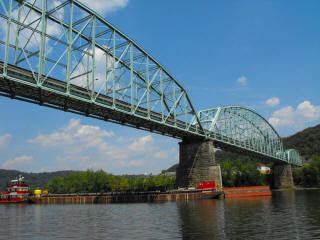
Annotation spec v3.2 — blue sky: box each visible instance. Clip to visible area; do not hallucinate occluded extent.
[0,0,319,173]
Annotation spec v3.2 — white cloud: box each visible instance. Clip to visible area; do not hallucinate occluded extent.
[269,101,320,130]
[0,1,63,47]
[237,76,248,86]
[0,134,11,147]
[2,155,33,170]
[113,159,145,169]
[153,151,168,159]
[79,0,129,15]
[297,101,320,119]
[269,106,295,127]
[28,119,177,173]
[29,119,114,148]
[128,135,153,151]
[70,47,114,91]
[265,97,280,107]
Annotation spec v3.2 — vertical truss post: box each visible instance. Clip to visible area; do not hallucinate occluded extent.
[91,16,96,100]
[173,85,176,126]
[4,0,13,76]
[135,71,138,106]
[86,54,89,90]
[38,0,47,85]
[112,30,116,107]
[66,0,73,94]
[160,69,164,122]
[130,43,133,112]
[254,136,258,152]
[146,56,150,119]
[105,53,108,95]
[280,140,284,160]
[270,139,274,157]
[14,2,22,65]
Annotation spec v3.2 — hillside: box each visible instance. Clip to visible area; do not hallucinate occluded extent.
[163,123,320,173]
[283,123,320,160]
[1,124,319,190]
[0,169,77,191]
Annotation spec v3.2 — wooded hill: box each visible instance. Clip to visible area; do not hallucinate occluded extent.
[0,123,319,190]
[283,123,320,160]
[0,169,76,191]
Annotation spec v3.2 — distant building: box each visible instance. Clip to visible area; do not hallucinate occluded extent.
[257,165,271,175]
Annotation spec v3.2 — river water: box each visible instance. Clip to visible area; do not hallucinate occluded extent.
[0,190,319,240]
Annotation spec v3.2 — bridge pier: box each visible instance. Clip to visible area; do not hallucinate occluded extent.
[176,139,222,189]
[272,164,294,189]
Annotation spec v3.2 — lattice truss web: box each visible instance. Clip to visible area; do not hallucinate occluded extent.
[0,1,302,165]
[285,149,301,165]
[0,0,201,131]
[198,107,285,158]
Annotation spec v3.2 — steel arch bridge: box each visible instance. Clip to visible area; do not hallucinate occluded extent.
[0,0,302,166]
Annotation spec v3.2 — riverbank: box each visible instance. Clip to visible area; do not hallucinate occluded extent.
[30,190,223,204]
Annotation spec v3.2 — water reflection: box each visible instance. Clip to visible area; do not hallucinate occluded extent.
[177,191,320,240]
[0,191,320,239]
[177,200,226,239]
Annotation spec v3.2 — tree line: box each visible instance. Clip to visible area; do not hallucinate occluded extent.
[293,155,320,187]
[46,170,175,193]
[220,159,269,187]
[45,155,320,193]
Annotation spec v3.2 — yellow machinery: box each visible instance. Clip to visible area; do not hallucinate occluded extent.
[33,189,48,197]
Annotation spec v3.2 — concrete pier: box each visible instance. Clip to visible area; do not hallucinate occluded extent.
[176,139,222,189]
[272,164,294,189]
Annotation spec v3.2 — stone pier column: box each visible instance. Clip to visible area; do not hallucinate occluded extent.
[272,164,294,189]
[176,139,222,189]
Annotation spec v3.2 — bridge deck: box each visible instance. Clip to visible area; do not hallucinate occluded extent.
[0,62,297,165]
[0,62,203,140]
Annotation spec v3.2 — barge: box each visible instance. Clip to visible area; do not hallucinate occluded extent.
[0,175,30,203]
[31,181,223,204]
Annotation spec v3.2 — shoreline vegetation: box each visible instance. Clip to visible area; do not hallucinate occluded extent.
[0,155,319,194]
[1,123,319,193]
[35,154,320,193]
[46,171,175,194]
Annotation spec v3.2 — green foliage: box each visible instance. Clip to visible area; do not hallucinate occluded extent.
[46,170,176,193]
[283,124,320,160]
[220,159,268,187]
[0,169,77,191]
[293,155,320,187]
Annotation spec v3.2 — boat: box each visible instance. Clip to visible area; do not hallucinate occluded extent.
[0,175,30,203]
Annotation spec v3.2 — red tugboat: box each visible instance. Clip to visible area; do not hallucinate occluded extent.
[0,175,30,203]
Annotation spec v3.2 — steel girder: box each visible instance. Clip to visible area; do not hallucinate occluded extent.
[0,0,204,136]
[0,0,302,166]
[198,106,302,166]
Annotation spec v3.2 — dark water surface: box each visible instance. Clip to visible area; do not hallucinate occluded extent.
[1,190,320,240]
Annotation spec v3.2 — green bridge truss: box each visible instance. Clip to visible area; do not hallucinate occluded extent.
[0,0,302,166]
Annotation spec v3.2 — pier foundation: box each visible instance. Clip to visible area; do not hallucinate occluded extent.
[272,164,294,189]
[176,139,222,189]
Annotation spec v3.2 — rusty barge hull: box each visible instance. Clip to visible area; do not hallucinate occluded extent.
[31,191,223,204]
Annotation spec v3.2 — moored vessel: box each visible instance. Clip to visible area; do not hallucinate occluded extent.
[0,175,30,203]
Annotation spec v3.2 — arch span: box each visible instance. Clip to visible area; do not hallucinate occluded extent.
[198,106,302,166]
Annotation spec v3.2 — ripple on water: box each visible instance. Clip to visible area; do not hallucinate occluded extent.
[0,190,320,240]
